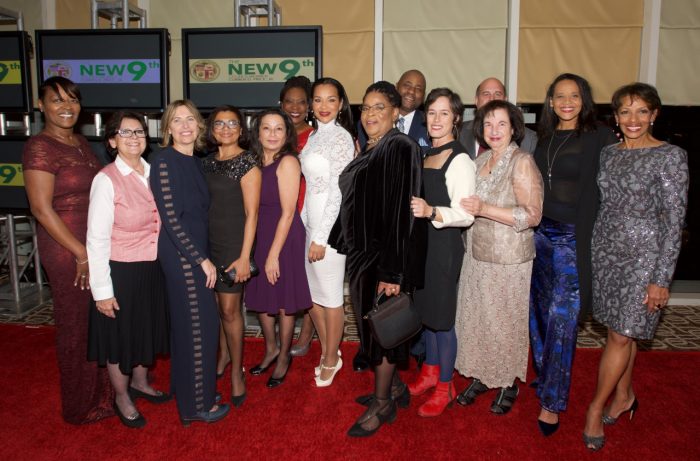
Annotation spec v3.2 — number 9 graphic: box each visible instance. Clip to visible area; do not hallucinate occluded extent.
[0,165,17,184]
[279,59,300,80]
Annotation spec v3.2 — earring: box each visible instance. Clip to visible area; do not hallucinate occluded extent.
[651,121,654,126]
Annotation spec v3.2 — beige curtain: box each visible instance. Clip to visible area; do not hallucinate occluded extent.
[518,0,643,103]
[657,0,700,105]
[384,0,508,103]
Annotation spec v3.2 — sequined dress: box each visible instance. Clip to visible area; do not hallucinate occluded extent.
[592,143,688,340]
[202,151,259,293]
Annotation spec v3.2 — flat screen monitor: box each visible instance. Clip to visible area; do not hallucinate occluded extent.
[35,29,169,112]
[182,26,322,110]
[0,31,33,112]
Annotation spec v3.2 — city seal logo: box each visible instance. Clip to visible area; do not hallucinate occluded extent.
[46,62,72,78]
[190,60,220,82]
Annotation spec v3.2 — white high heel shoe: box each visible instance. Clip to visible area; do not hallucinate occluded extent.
[314,349,342,377]
[315,357,343,387]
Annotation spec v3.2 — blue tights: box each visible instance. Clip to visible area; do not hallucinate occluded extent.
[424,327,457,382]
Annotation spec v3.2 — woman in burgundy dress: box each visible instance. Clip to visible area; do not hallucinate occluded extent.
[244,109,312,388]
[22,76,113,424]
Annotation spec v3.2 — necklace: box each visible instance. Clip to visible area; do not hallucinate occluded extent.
[546,131,574,189]
[366,134,384,146]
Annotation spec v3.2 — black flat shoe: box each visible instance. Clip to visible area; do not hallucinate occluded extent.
[456,378,488,406]
[352,351,370,372]
[128,387,172,404]
[250,353,279,376]
[180,403,230,427]
[113,401,146,429]
[266,357,292,388]
[538,419,559,437]
[490,384,519,415]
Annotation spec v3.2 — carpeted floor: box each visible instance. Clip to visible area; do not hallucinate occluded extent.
[3,297,699,350]
[0,324,698,461]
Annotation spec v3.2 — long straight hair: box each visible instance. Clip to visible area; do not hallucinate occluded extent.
[538,73,597,139]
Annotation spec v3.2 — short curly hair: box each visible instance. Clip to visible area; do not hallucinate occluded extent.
[473,100,525,148]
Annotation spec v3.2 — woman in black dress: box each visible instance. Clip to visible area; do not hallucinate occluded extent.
[202,105,261,407]
[329,81,425,437]
[150,100,229,426]
[408,88,475,417]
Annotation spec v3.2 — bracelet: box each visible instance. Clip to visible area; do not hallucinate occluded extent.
[75,257,89,265]
[428,207,437,221]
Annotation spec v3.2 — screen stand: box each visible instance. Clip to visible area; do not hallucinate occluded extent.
[0,113,6,136]
[94,113,103,137]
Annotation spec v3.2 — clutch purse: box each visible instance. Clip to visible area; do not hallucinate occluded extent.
[217,259,260,287]
[364,291,422,349]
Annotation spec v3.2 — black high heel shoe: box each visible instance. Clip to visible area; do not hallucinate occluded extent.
[538,419,560,437]
[347,397,397,437]
[250,352,279,376]
[231,371,246,408]
[180,403,230,427]
[113,401,146,429]
[266,356,292,388]
[602,397,638,425]
[582,432,605,451]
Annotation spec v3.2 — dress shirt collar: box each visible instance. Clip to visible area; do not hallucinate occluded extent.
[115,154,151,179]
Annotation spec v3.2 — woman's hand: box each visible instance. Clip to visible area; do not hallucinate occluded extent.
[411,196,432,218]
[201,259,217,289]
[265,256,280,286]
[96,297,120,318]
[73,258,90,291]
[643,283,670,313]
[308,242,326,263]
[377,281,401,297]
[460,195,484,216]
[226,257,250,283]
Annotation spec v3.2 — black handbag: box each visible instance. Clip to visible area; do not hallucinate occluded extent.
[364,291,422,349]
[217,259,260,287]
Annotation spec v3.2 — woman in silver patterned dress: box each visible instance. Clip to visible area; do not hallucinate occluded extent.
[583,83,689,451]
[454,100,543,415]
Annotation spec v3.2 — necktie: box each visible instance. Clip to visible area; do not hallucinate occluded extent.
[397,116,405,134]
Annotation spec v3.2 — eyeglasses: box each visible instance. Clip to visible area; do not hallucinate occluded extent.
[213,120,241,130]
[359,103,388,115]
[117,129,147,138]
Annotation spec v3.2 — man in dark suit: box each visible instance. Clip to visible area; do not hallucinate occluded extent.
[357,69,430,152]
[459,77,537,158]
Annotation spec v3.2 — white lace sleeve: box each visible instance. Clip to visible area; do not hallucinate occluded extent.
[87,172,115,301]
[311,127,354,246]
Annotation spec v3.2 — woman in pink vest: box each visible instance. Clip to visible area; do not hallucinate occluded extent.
[87,112,170,428]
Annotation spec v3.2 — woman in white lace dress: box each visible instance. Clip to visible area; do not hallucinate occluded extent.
[300,78,355,387]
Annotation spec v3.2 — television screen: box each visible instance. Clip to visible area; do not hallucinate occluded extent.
[0,31,32,112]
[35,29,169,112]
[183,27,322,110]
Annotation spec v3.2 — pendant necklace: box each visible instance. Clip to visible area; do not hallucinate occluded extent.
[546,131,574,189]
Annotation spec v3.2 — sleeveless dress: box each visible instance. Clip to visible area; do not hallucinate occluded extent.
[244,155,311,313]
[413,150,465,330]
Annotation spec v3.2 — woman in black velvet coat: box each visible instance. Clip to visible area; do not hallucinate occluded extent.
[329,81,425,437]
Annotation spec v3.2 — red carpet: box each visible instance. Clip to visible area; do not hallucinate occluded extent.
[0,324,698,460]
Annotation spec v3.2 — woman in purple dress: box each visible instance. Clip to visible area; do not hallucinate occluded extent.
[244,109,312,388]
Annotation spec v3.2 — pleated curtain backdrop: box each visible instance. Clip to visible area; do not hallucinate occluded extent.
[658,0,700,105]
[383,0,508,102]
[518,0,643,104]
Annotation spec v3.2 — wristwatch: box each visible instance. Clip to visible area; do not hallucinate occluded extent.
[429,207,437,221]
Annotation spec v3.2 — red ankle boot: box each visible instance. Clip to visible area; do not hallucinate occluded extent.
[407,364,439,396]
[417,380,455,417]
